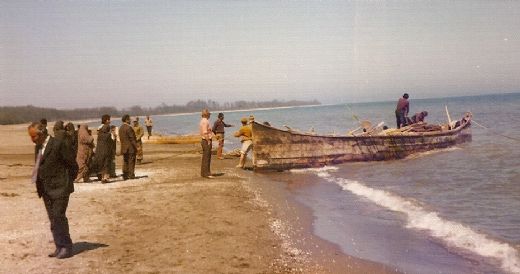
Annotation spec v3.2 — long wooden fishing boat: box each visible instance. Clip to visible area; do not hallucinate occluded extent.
[251,113,472,171]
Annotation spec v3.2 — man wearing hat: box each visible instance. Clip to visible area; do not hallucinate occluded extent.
[234,117,253,169]
[132,117,144,164]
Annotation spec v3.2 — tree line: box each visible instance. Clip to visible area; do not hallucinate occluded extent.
[0,99,320,125]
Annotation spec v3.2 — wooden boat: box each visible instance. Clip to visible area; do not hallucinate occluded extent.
[251,113,472,171]
[145,134,200,144]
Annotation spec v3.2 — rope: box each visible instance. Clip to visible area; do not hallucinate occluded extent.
[346,104,362,122]
[472,119,520,142]
[471,120,489,129]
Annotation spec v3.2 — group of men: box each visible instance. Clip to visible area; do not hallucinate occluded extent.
[93,114,148,181]
[27,114,153,259]
[395,93,428,128]
[199,109,254,178]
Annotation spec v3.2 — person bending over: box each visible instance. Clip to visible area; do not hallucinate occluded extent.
[234,117,253,169]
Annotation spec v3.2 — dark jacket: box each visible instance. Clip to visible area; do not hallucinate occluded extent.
[212,119,231,134]
[94,124,113,172]
[35,137,77,199]
[119,123,137,154]
[54,128,78,182]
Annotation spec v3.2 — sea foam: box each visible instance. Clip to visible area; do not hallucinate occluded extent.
[297,167,520,273]
[290,166,338,175]
[336,178,520,273]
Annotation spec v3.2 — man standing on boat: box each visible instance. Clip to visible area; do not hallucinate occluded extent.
[395,93,410,128]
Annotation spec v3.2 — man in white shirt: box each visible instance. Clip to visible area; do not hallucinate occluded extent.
[144,115,153,140]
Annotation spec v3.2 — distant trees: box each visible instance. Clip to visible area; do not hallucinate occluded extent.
[0,99,320,125]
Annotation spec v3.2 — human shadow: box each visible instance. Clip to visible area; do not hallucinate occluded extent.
[72,242,109,256]
[212,172,225,177]
[84,175,149,184]
[106,175,149,183]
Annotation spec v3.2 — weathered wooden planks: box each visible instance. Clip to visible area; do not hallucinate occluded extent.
[252,119,472,171]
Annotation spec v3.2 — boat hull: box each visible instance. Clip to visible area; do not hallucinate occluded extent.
[251,122,471,171]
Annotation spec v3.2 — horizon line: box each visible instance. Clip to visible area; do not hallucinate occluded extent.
[1,91,518,110]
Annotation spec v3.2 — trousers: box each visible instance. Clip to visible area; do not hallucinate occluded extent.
[122,152,136,178]
[43,195,72,249]
[200,139,212,177]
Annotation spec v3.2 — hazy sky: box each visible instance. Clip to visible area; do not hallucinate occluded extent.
[1,0,519,108]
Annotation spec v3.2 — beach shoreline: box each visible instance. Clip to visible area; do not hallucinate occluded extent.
[0,123,395,273]
[248,171,399,273]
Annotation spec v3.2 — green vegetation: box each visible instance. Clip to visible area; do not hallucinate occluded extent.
[0,99,320,125]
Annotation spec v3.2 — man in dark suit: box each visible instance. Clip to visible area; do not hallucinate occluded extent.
[118,114,138,180]
[28,122,78,259]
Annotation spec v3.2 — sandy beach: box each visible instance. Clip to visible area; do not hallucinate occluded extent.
[0,123,396,273]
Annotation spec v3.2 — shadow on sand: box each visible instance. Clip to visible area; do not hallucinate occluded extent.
[72,242,109,256]
[84,175,150,184]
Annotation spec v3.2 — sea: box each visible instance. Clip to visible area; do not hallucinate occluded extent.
[146,93,520,273]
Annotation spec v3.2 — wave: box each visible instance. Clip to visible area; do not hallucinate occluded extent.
[295,167,520,273]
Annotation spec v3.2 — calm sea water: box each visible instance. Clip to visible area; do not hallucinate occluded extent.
[151,93,520,273]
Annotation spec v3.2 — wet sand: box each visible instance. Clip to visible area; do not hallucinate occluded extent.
[0,123,396,273]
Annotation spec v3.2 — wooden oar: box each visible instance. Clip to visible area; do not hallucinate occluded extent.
[445,105,452,128]
[347,126,361,135]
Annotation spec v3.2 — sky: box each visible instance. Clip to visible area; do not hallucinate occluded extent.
[1,0,519,109]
